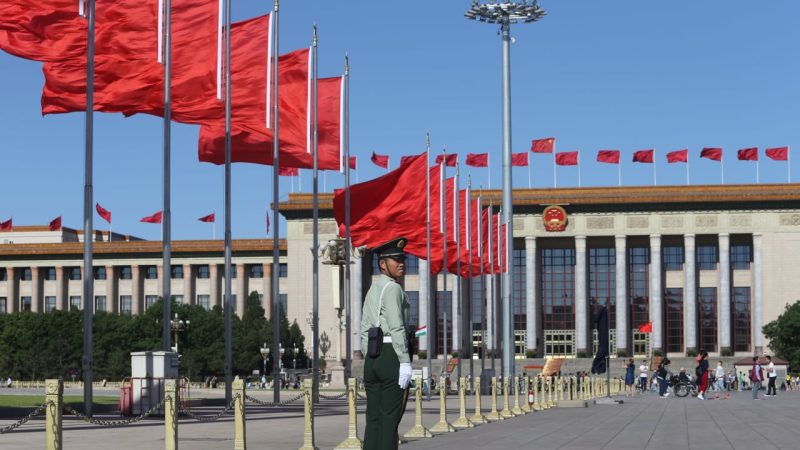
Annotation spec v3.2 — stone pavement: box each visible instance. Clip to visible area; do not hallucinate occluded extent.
[1,388,798,449]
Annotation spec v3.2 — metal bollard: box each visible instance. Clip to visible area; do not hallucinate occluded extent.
[429,376,456,432]
[533,379,543,411]
[452,377,475,428]
[45,379,63,450]
[165,379,179,450]
[233,379,246,450]
[404,377,433,438]
[521,376,532,413]
[335,378,363,449]
[469,376,488,423]
[298,380,319,450]
[499,376,515,418]
[512,376,525,415]
[485,377,504,421]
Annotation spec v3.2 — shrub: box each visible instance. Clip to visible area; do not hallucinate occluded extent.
[525,350,537,359]
[687,349,697,357]
[653,350,663,357]
[452,352,459,358]
[721,349,732,357]
[616,350,627,357]
[417,351,427,360]
[317,357,327,371]
[577,350,588,358]
[487,350,494,358]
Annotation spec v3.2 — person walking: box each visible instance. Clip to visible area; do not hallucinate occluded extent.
[639,359,649,394]
[657,358,672,398]
[696,352,709,400]
[360,237,412,450]
[765,355,777,397]
[623,358,636,397]
[750,356,764,400]
[713,361,727,399]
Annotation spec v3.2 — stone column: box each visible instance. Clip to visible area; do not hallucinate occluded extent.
[236,263,247,318]
[718,233,731,353]
[418,258,428,353]
[753,233,763,355]
[650,235,663,352]
[574,236,588,354]
[6,267,17,313]
[106,266,117,313]
[684,234,697,353]
[131,265,142,315]
[209,264,220,309]
[354,253,366,357]
[156,265,164,298]
[525,237,537,353]
[263,263,272,319]
[452,274,460,354]
[30,266,41,313]
[615,236,628,354]
[55,266,66,311]
[182,264,192,306]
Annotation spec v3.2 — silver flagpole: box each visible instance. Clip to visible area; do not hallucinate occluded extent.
[223,0,233,405]
[478,192,485,377]
[466,178,474,388]
[487,199,494,371]
[618,150,621,187]
[426,133,432,401]
[311,25,320,404]
[441,150,448,369]
[653,148,657,186]
[687,148,690,185]
[82,0,97,417]
[455,163,461,381]
[271,0,282,405]
[497,206,503,380]
[343,56,351,383]
[162,0,173,353]
[756,158,759,184]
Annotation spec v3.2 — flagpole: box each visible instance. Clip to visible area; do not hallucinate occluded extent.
[311,24,320,404]
[271,0,282,405]
[426,133,432,400]
[343,55,352,383]
[82,0,97,417]
[578,150,581,187]
[109,220,112,243]
[214,209,216,240]
[162,0,173,354]
[441,147,448,369]
[618,149,621,187]
[455,163,462,382]
[553,136,557,188]
[653,148,657,186]
[527,159,531,189]
[789,146,792,183]
[478,191,485,376]
[487,199,494,371]
[687,148,690,185]
[757,158,759,184]
[223,0,233,406]
[497,205,502,379]
[467,177,474,388]
[721,152,724,185]
[488,157,491,190]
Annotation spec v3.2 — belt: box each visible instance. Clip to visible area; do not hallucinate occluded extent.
[383,336,393,343]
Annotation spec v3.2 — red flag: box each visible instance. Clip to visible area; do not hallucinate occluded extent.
[765,147,789,161]
[349,156,357,170]
[465,153,489,167]
[0,6,85,62]
[666,149,688,163]
[0,218,11,231]
[49,216,61,231]
[435,154,458,167]
[531,137,555,153]
[737,148,758,161]
[555,151,578,166]
[198,213,215,223]
[700,147,723,161]
[141,211,163,224]
[632,149,654,163]
[597,150,620,164]
[96,203,111,223]
[278,167,299,176]
[371,152,389,169]
[511,152,528,167]
[399,156,414,166]
[638,322,653,333]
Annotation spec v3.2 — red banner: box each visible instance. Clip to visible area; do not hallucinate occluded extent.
[632,149,654,163]
[465,153,489,167]
[666,149,688,163]
[555,151,578,166]
[531,137,555,154]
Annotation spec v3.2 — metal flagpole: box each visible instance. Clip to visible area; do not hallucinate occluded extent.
[271,0,282,405]
[527,159,531,188]
[311,25,320,404]
[756,158,759,184]
[653,148,657,186]
[467,178,474,389]
[162,0,173,353]
[618,150,621,187]
[497,206,503,380]
[553,137,557,188]
[82,0,97,417]
[455,163,462,381]
[223,0,233,406]
[478,192,485,377]
[789,146,791,183]
[578,151,581,187]
[721,153,724,185]
[441,149,448,370]
[487,200,494,371]
[426,133,432,400]
[343,56,351,384]
[687,148,690,185]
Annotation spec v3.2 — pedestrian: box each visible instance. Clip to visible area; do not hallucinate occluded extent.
[765,355,777,397]
[696,351,709,400]
[261,375,267,389]
[713,361,727,399]
[360,237,412,450]
[657,358,672,398]
[750,356,764,400]
[6,377,11,388]
[623,359,636,397]
[639,359,649,393]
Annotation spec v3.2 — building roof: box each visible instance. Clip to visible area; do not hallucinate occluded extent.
[0,239,286,258]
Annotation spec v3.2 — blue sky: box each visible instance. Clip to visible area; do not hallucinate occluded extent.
[1,1,797,240]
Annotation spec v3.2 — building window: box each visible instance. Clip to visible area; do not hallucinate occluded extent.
[407,291,419,353]
[70,296,81,310]
[145,295,158,309]
[590,247,616,330]
[21,268,31,281]
[698,287,718,352]
[250,265,263,278]
[173,295,184,304]
[120,266,132,280]
[21,296,31,311]
[629,247,650,330]
[732,287,751,353]
[663,246,684,271]
[197,265,210,279]
[512,249,526,335]
[197,295,210,310]
[145,266,158,280]
[731,245,751,270]
[279,294,288,316]
[472,276,485,332]
[279,263,288,278]
[697,246,717,271]
[120,295,132,314]
[541,248,576,331]
[405,255,419,275]
[44,267,57,281]
[0,297,6,313]
[96,296,106,312]
[45,296,56,312]
[436,291,452,355]
[171,266,184,279]
[230,266,237,279]
[665,288,683,353]
[95,267,107,280]
[69,267,81,281]
[0,268,6,281]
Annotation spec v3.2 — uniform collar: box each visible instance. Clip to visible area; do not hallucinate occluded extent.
[379,273,398,283]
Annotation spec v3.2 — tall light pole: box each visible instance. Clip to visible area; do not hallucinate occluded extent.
[465,0,546,381]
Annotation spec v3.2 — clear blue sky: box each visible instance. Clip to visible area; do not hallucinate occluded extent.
[1,1,798,240]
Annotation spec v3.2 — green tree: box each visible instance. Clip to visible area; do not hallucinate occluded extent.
[763,300,800,371]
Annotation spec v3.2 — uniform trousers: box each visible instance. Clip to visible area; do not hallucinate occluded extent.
[364,343,409,450]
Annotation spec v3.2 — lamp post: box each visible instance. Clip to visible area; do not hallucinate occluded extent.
[169,313,190,353]
[260,343,269,377]
[465,0,546,381]
[279,344,285,371]
[293,344,298,369]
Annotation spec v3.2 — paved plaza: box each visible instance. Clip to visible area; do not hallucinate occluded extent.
[1,388,799,449]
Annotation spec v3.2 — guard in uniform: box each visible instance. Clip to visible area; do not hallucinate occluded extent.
[360,237,412,450]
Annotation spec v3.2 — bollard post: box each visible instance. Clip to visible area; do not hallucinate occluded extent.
[335,378,363,449]
[511,376,525,415]
[469,376,488,423]
[233,379,246,450]
[548,378,556,407]
[165,379,179,450]
[298,379,319,450]
[521,376,532,413]
[557,377,563,402]
[485,377,504,421]
[533,379,543,410]
[500,376,515,418]
[430,376,456,433]
[45,379,63,450]
[452,377,475,428]
[572,377,577,400]
[404,377,433,438]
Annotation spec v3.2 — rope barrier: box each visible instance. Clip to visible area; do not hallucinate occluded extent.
[245,393,305,407]
[179,396,238,422]
[0,400,52,434]
[63,397,169,427]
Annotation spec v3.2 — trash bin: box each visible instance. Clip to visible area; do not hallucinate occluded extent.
[480,369,495,396]
[119,385,132,416]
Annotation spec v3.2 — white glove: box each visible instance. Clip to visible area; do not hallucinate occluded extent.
[398,363,412,390]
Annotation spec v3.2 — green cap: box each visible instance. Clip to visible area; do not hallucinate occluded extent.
[372,237,407,259]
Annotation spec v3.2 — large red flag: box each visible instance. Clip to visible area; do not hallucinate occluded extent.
[700,147,723,161]
[555,151,578,166]
[765,147,789,161]
[597,150,620,164]
[278,167,299,176]
[0,218,11,231]
[737,148,758,161]
[435,154,458,167]
[465,153,489,167]
[49,215,61,231]
[511,152,528,167]
[198,213,215,223]
[349,156,357,170]
[531,137,555,153]
[632,149,654,163]
[371,152,389,169]
[0,6,84,62]
[141,211,162,224]
[666,149,688,163]
[96,203,111,223]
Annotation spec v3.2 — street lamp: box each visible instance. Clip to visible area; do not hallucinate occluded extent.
[170,313,190,353]
[293,344,298,369]
[279,343,285,371]
[260,343,269,377]
[465,0,546,382]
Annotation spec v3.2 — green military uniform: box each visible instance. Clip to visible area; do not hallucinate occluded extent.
[361,237,411,450]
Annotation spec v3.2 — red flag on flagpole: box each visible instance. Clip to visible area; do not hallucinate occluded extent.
[96,203,112,223]
[597,150,620,164]
[765,147,789,161]
[278,167,299,176]
[141,211,163,224]
[198,213,215,223]
[435,154,458,167]
[0,218,11,231]
[49,216,62,231]
[737,148,758,161]
[638,322,653,333]
[465,153,489,167]
[555,151,579,166]
[399,156,414,166]
[666,149,688,163]
[531,137,555,153]
[511,152,528,167]
[700,147,723,161]
[371,152,389,169]
[633,149,654,163]
[348,156,357,170]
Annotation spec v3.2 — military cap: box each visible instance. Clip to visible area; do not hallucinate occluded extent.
[372,237,407,259]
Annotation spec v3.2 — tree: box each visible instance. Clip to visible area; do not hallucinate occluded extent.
[763,300,800,371]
